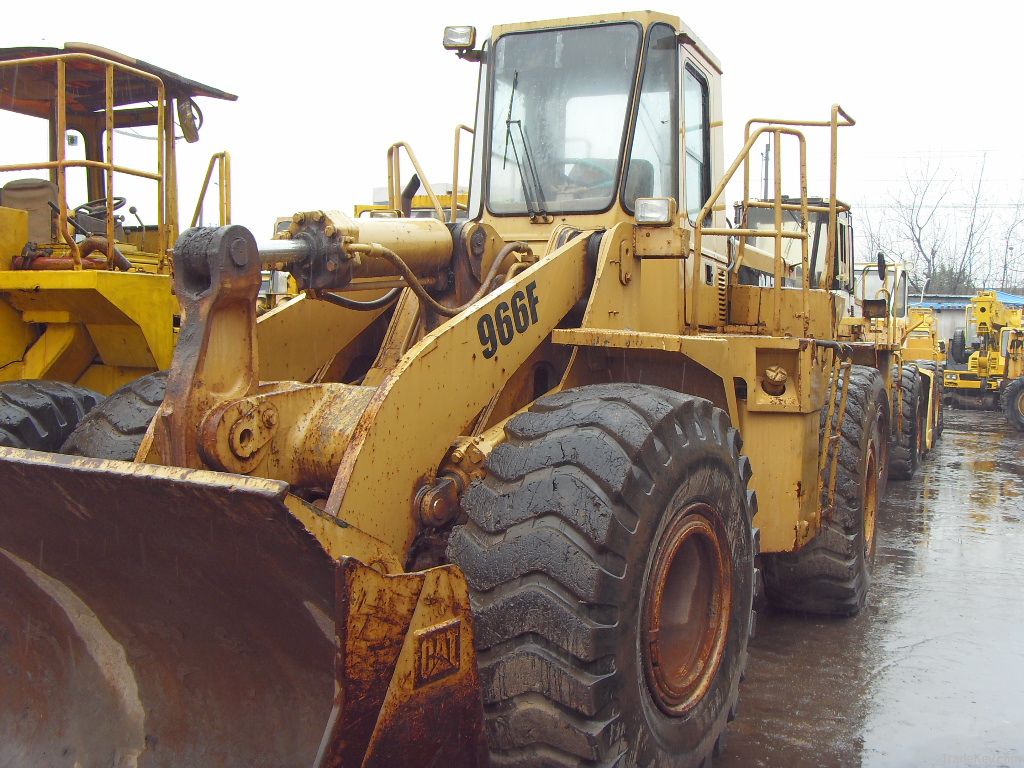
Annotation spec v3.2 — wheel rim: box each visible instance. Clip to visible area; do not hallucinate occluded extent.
[642,505,731,716]
[1016,389,1024,418]
[863,442,879,554]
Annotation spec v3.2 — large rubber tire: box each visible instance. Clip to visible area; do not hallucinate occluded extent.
[761,365,888,617]
[448,384,756,767]
[0,380,102,451]
[61,370,167,459]
[917,361,944,442]
[888,364,923,480]
[951,328,968,365]
[1002,377,1024,431]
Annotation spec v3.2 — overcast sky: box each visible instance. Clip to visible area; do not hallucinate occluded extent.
[4,1,1023,240]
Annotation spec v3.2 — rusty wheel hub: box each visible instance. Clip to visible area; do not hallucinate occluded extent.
[864,442,879,554]
[642,505,731,716]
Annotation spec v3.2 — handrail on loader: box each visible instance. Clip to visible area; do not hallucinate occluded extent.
[0,53,167,269]
[451,124,473,222]
[387,141,446,222]
[692,104,855,336]
[190,151,231,227]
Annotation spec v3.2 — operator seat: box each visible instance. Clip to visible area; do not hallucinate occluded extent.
[1,178,57,242]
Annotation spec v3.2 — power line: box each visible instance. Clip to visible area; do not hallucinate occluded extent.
[855,204,1024,210]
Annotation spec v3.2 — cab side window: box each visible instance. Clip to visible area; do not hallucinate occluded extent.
[683,64,711,221]
[894,272,908,318]
[623,23,678,211]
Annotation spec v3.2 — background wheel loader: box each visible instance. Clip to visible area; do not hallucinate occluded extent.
[736,199,936,479]
[0,43,235,448]
[0,12,896,767]
[841,254,943,480]
[902,305,946,441]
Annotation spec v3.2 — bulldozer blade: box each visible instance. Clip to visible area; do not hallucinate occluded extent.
[0,447,336,767]
[0,447,488,767]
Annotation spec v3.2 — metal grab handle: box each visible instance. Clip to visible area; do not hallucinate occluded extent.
[190,151,231,228]
[387,142,445,222]
[451,124,474,223]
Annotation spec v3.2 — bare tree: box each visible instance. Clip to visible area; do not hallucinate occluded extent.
[859,157,1018,295]
[889,161,954,289]
[993,198,1024,293]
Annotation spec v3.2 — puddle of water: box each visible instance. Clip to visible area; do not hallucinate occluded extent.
[719,410,1024,768]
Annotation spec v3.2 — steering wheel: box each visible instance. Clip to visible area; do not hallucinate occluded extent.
[566,159,615,184]
[552,158,616,197]
[75,196,127,217]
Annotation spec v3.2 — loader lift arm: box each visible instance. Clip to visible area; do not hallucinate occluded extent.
[0,204,594,765]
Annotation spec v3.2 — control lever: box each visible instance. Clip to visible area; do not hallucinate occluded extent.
[47,201,89,237]
[129,206,145,229]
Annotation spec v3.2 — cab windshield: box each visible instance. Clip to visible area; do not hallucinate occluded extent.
[486,23,641,216]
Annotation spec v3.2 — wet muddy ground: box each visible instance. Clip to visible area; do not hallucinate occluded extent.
[719,410,1024,768]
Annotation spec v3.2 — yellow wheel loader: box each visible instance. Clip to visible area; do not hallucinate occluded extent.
[0,13,894,766]
[0,43,235,448]
[902,305,946,441]
[736,200,932,478]
[838,252,942,479]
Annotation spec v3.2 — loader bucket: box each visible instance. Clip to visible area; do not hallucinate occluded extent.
[0,448,335,767]
[0,448,488,767]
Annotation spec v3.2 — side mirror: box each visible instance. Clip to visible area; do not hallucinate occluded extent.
[177,98,202,144]
[876,251,887,280]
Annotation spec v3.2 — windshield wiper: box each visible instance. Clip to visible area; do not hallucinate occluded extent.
[502,71,547,217]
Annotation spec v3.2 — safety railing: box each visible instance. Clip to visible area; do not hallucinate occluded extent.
[0,53,166,268]
[693,105,854,336]
[450,124,473,222]
[386,142,446,222]
[190,151,231,227]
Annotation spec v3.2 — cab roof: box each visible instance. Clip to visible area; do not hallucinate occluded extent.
[0,42,236,119]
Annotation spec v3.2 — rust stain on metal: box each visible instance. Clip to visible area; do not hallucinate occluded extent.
[641,506,732,717]
[316,557,487,767]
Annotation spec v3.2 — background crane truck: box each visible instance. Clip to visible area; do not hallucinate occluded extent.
[0,13,895,767]
[0,43,234,450]
[944,291,1023,424]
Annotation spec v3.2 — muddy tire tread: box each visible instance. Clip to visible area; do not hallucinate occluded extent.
[916,361,945,439]
[0,380,102,451]
[448,383,755,767]
[1002,377,1024,431]
[61,371,167,459]
[761,365,885,616]
[888,364,921,480]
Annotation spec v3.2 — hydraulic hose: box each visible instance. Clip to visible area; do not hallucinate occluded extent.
[317,288,402,311]
[347,240,531,318]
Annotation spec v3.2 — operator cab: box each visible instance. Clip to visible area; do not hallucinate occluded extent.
[734,196,855,292]
[454,13,722,231]
[0,43,236,269]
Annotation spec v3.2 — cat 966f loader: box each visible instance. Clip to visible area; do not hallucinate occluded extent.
[0,12,892,767]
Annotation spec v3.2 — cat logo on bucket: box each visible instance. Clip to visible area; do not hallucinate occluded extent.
[414,618,462,687]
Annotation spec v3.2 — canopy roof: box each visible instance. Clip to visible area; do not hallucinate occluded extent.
[0,42,236,120]
[915,291,1024,310]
